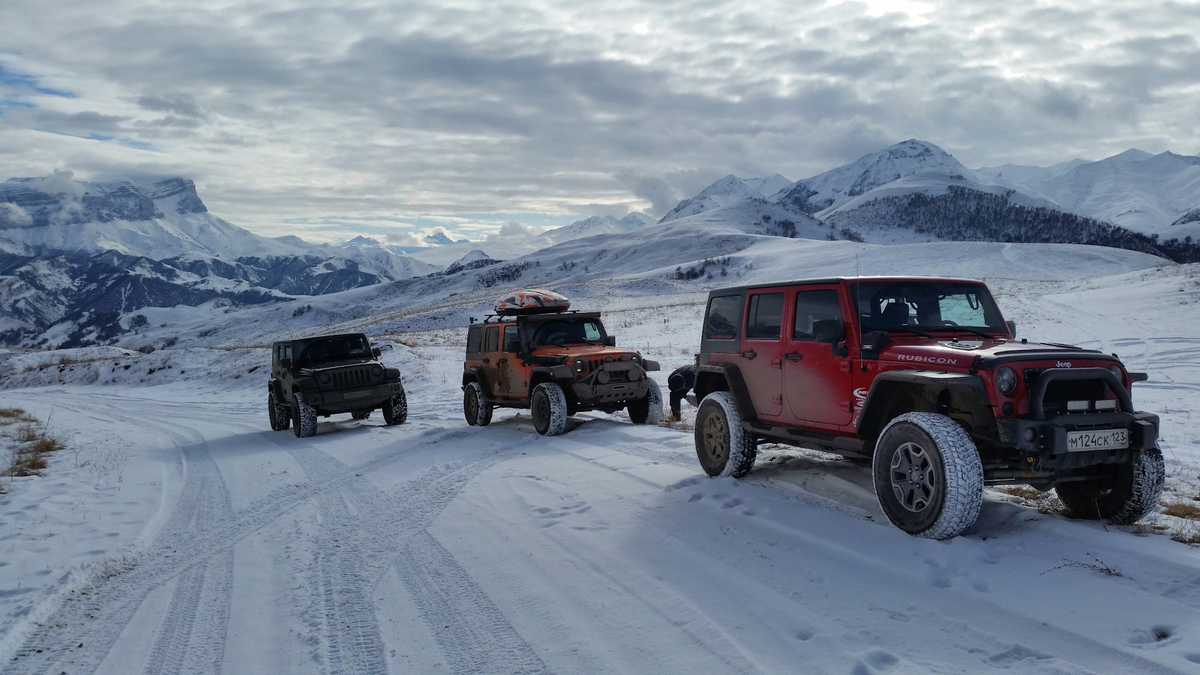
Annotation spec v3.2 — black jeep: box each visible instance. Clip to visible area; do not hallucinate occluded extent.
[268,333,407,437]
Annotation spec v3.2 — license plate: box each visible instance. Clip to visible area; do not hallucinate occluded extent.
[1066,428,1128,452]
[342,389,372,400]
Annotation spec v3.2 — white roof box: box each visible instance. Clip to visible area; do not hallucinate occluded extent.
[495,289,571,315]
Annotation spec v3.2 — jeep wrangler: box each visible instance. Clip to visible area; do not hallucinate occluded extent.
[268,332,407,437]
[686,277,1163,539]
[462,289,663,435]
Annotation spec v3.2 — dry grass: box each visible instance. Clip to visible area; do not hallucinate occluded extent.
[1,407,64,479]
[1161,500,1200,520]
[994,485,1066,516]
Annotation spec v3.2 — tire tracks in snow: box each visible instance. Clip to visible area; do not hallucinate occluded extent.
[5,414,471,673]
[283,439,550,675]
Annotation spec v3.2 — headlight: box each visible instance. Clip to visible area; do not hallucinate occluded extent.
[596,369,610,384]
[994,367,1017,396]
[318,373,331,384]
[1108,365,1125,384]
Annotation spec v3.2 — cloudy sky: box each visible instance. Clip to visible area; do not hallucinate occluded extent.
[1,0,1198,244]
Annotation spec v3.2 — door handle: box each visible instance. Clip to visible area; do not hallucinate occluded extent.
[482,357,490,363]
[785,353,803,361]
[741,351,757,359]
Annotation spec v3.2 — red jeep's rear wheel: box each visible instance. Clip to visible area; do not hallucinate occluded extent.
[463,381,493,427]
[694,392,756,478]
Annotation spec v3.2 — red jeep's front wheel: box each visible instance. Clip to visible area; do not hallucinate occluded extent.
[872,413,983,539]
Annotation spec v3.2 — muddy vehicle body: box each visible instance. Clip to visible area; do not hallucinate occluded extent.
[685,276,1163,539]
[462,289,663,435]
[268,332,407,437]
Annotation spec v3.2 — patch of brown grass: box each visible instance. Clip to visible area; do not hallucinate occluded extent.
[2,410,64,480]
[1161,501,1200,520]
[995,485,1065,516]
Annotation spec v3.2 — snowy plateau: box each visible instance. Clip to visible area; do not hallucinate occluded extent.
[0,142,1199,674]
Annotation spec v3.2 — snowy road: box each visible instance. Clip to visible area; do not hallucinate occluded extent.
[3,380,1200,675]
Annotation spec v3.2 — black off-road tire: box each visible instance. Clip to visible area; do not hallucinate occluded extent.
[695,392,757,478]
[351,410,371,421]
[872,412,983,540]
[383,387,408,426]
[1056,445,1165,524]
[268,391,290,431]
[292,396,317,438]
[531,382,567,436]
[463,381,493,427]
[628,379,664,426]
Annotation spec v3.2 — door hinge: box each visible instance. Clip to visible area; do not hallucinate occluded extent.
[772,395,782,405]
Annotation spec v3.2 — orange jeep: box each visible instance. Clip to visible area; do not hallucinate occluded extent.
[462,289,663,435]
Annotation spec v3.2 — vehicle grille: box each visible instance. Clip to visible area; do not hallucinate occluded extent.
[330,367,372,389]
[1024,368,1108,415]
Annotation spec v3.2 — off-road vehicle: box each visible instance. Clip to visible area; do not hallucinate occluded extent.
[268,332,407,437]
[462,289,663,435]
[684,276,1163,539]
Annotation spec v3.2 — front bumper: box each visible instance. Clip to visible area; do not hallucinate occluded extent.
[301,381,403,414]
[570,360,655,404]
[996,411,1159,471]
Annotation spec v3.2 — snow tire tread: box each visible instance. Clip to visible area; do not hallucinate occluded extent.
[875,412,983,540]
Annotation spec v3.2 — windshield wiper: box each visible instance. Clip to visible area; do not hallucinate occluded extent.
[886,326,933,338]
[927,326,1001,340]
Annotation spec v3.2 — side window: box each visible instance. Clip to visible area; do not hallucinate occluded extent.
[745,292,784,340]
[503,325,519,352]
[484,326,500,352]
[466,325,483,354]
[283,345,292,361]
[705,295,742,341]
[793,290,844,339]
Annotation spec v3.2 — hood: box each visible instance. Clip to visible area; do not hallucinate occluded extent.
[878,337,1114,370]
[529,344,638,359]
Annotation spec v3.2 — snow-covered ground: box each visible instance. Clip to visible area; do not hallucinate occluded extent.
[1,252,1199,673]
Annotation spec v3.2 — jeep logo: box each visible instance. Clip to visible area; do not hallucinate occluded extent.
[1056,361,1073,368]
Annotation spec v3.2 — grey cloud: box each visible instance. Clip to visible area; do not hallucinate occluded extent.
[0,0,1196,237]
[615,172,680,217]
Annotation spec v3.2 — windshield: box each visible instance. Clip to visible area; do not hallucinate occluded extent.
[295,335,372,367]
[528,319,605,347]
[851,281,1006,335]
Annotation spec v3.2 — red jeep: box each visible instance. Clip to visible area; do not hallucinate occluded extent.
[462,290,663,435]
[687,277,1163,539]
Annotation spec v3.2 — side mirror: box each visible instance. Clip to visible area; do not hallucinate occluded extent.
[1005,320,1017,338]
[372,347,382,358]
[279,358,292,369]
[504,339,520,353]
[812,319,845,343]
[603,336,616,347]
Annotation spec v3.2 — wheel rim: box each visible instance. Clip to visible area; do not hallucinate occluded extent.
[701,410,728,467]
[465,389,478,421]
[533,392,549,431]
[890,441,936,512]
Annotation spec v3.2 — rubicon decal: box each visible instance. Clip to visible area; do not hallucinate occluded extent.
[896,354,959,365]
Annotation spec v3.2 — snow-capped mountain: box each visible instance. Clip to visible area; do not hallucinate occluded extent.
[0,174,446,347]
[775,139,977,215]
[659,175,791,223]
[977,149,1200,242]
[542,212,654,243]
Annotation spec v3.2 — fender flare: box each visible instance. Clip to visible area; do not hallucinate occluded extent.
[692,363,758,423]
[856,370,991,444]
[462,366,489,391]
